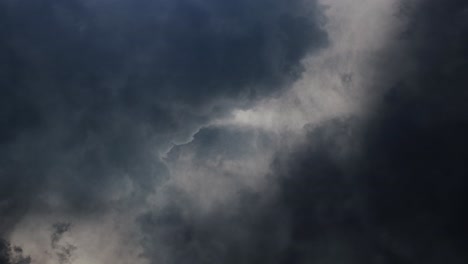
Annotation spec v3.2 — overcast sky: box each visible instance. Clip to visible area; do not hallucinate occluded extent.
[1,0,468,263]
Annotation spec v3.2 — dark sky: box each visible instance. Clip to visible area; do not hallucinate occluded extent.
[1,0,468,263]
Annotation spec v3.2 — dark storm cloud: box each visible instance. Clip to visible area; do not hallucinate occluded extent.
[128,0,468,262]
[359,0,468,261]
[267,0,468,263]
[0,0,327,121]
[6,0,468,263]
[0,0,327,251]
[267,119,396,264]
[138,120,406,264]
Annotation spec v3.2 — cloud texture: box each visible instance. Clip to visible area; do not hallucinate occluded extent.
[0,0,326,233]
[1,0,468,263]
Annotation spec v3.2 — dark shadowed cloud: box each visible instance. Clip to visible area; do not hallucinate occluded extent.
[2,0,468,263]
[269,0,468,263]
[0,0,327,240]
[145,0,468,263]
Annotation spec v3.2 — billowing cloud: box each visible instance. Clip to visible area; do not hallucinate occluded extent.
[0,0,326,237]
[0,0,328,262]
[1,0,468,263]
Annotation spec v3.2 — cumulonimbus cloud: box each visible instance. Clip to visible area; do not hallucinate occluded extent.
[1,0,468,263]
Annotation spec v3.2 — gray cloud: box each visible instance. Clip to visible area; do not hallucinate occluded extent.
[3,0,467,263]
[0,0,326,232]
[137,125,284,264]
[0,0,328,261]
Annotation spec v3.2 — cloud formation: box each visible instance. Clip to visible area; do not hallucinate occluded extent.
[0,0,327,263]
[268,0,468,262]
[1,0,468,263]
[0,0,326,237]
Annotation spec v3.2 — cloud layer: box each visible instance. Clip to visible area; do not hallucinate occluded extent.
[0,0,326,238]
[1,0,468,263]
